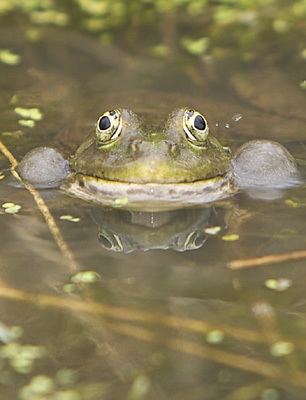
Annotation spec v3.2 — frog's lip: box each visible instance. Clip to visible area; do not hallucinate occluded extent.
[61,172,236,211]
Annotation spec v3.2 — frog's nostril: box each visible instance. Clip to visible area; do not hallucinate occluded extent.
[128,139,142,155]
[167,142,180,157]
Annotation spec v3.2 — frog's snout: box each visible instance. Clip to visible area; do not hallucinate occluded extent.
[128,138,180,159]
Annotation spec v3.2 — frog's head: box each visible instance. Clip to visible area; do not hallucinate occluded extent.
[69,108,231,184]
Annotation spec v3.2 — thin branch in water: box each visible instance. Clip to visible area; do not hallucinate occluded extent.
[97,321,306,389]
[222,380,270,400]
[227,249,306,270]
[0,282,265,345]
[0,141,78,273]
[1,282,306,351]
[0,282,305,389]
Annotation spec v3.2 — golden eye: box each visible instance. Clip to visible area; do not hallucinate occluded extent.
[96,109,122,146]
[183,109,209,144]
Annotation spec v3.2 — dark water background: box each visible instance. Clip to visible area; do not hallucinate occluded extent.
[0,1,306,399]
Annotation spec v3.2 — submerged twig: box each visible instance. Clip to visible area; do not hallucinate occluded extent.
[1,281,306,347]
[0,141,78,273]
[0,282,305,388]
[227,249,306,270]
[0,281,265,345]
[105,321,306,389]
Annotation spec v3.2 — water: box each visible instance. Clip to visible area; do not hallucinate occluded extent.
[1,5,306,399]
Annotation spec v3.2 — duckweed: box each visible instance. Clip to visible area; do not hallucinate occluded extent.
[53,390,81,400]
[0,0,305,64]
[2,203,22,214]
[222,233,239,241]
[27,375,55,394]
[62,283,77,293]
[300,80,306,90]
[70,271,99,284]
[30,10,69,26]
[55,369,79,386]
[270,341,294,357]
[0,323,23,343]
[0,49,21,65]
[285,198,301,208]
[206,329,225,344]
[60,215,80,223]
[1,130,24,138]
[14,107,43,121]
[261,388,280,400]
[264,278,292,292]
[273,19,290,33]
[204,226,221,235]
[127,374,151,400]
[1,343,46,374]
[19,377,81,400]
[181,37,209,55]
[18,119,36,128]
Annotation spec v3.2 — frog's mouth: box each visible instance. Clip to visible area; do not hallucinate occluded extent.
[61,172,236,211]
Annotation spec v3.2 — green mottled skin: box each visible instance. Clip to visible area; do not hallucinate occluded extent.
[69,108,231,184]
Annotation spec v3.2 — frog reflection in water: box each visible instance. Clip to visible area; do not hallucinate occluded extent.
[93,207,219,253]
[18,108,299,210]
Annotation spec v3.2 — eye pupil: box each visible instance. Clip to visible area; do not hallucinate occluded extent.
[194,115,206,131]
[99,116,111,131]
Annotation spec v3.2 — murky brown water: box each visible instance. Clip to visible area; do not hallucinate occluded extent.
[1,8,306,400]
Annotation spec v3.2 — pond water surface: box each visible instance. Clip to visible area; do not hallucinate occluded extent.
[1,6,306,400]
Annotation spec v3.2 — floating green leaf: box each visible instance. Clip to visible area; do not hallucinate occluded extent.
[285,199,301,208]
[28,375,55,394]
[222,233,239,241]
[0,323,23,344]
[270,341,294,357]
[1,130,24,138]
[60,215,80,223]
[127,374,151,400]
[14,107,43,121]
[63,283,77,293]
[204,226,221,235]
[181,37,209,55]
[300,80,306,90]
[2,202,21,214]
[264,278,292,292]
[71,271,99,284]
[30,10,69,26]
[206,329,225,344]
[261,388,280,400]
[18,119,36,128]
[0,49,21,65]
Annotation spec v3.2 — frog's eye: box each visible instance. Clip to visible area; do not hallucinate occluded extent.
[183,109,209,144]
[96,109,122,146]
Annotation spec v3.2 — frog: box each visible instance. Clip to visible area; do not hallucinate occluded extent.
[16,107,300,211]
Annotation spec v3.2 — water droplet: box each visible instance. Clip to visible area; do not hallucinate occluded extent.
[232,113,243,122]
